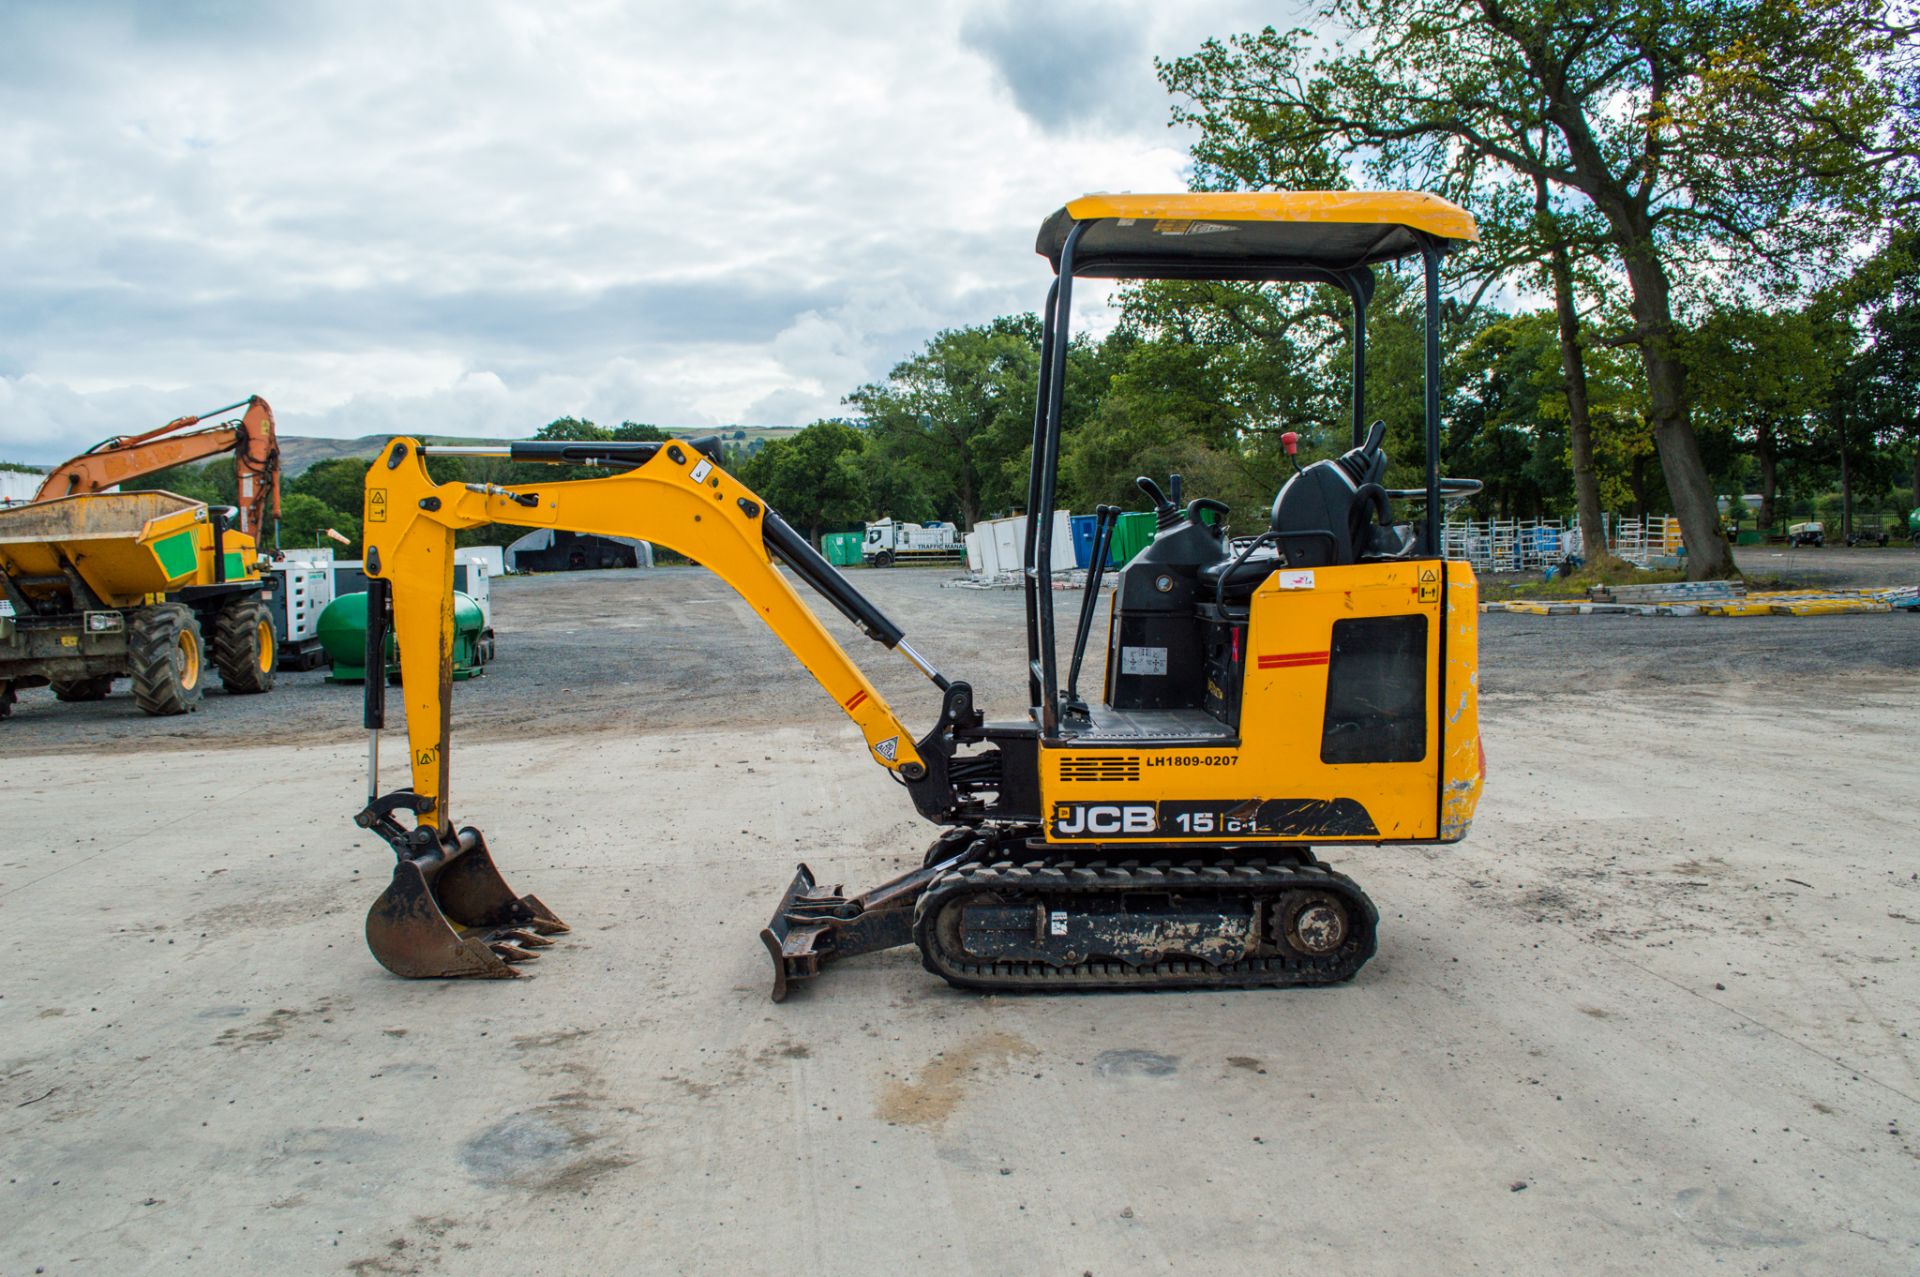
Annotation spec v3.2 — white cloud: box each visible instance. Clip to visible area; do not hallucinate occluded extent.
[0,0,1290,462]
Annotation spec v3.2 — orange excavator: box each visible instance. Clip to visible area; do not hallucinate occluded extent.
[34,396,282,540]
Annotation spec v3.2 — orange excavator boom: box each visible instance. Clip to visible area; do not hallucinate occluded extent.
[34,396,282,539]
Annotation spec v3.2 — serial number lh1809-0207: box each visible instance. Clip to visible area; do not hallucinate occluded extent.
[1049,797,1381,841]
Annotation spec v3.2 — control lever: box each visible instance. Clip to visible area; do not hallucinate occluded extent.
[1280,431,1305,478]
[1061,504,1120,724]
[1185,497,1230,539]
[1136,476,1179,530]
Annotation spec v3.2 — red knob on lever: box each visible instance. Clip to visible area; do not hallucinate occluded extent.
[1281,431,1299,456]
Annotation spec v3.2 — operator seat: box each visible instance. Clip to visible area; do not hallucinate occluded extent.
[1199,421,1415,603]
[1270,420,1414,568]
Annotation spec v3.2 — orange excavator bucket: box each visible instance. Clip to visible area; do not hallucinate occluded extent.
[358,798,569,978]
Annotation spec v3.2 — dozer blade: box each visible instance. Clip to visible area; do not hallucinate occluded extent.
[761,836,987,1001]
[366,826,569,979]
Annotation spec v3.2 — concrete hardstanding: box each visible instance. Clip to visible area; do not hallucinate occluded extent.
[1,565,1917,1273]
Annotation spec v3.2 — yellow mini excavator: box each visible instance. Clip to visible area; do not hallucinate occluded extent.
[353,191,1486,998]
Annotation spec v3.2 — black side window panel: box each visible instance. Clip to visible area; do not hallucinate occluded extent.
[1321,615,1428,764]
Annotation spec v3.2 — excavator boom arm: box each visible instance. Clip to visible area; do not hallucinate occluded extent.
[35,396,281,538]
[360,436,932,836]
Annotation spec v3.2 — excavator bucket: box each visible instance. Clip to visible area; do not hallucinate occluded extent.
[365,826,569,979]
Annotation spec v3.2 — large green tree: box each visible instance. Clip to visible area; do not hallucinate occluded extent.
[1839,231,1920,509]
[847,317,1043,527]
[1162,0,1917,578]
[737,420,870,546]
[1688,305,1846,530]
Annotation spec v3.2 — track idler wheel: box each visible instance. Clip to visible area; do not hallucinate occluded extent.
[365,825,568,978]
[1274,890,1350,957]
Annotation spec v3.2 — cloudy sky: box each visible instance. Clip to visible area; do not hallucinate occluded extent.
[0,0,1295,462]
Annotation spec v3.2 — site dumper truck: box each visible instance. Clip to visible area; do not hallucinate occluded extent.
[0,491,277,718]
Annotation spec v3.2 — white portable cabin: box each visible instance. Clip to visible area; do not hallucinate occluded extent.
[973,513,1074,577]
[460,545,506,577]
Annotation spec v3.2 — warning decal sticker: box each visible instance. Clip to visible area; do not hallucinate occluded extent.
[1257,650,1329,669]
[873,736,899,762]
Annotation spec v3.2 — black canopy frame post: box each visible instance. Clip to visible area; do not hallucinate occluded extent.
[1339,267,1376,449]
[1022,278,1060,714]
[1420,236,1444,555]
[1029,221,1086,738]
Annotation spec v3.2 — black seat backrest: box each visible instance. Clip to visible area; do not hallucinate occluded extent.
[1270,422,1388,568]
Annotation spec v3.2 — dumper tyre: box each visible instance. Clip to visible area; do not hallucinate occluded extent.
[52,676,114,702]
[211,596,277,694]
[129,604,205,716]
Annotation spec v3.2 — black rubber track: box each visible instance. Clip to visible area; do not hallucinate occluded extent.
[912,854,1378,993]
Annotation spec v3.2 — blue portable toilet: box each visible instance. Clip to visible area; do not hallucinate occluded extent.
[1071,514,1097,567]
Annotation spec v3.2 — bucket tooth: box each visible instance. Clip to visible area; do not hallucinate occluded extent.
[365,825,566,980]
[521,908,570,936]
[491,928,555,948]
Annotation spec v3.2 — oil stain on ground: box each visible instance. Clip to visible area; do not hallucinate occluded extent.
[875,1032,1037,1129]
[1092,1049,1180,1079]
[460,1111,633,1195]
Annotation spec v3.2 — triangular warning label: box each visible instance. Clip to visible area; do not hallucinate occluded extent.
[1419,567,1438,582]
[873,736,899,761]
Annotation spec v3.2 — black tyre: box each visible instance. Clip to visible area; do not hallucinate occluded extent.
[128,603,206,716]
[52,676,114,702]
[211,596,277,693]
[874,550,894,568]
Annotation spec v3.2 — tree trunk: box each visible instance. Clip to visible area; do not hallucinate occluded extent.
[1547,239,1609,564]
[1836,403,1852,539]
[1756,428,1777,531]
[1542,87,1734,579]
[1532,167,1612,566]
[1617,245,1736,578]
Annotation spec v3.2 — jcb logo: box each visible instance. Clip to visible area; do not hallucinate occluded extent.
[1053,803,1157,837]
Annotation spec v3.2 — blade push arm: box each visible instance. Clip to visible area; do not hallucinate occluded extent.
[360,436,934,834]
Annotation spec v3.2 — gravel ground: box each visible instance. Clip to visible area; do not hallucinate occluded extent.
[4,551,1918,756]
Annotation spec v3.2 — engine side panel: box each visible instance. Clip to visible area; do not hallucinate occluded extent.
[1039,559,1481,846]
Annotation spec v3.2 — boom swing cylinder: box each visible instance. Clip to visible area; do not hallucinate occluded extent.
[353,190,1488,998]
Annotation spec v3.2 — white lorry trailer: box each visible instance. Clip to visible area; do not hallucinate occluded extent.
[861,518,963,567]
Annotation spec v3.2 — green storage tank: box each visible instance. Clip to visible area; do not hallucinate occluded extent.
[318,590,488,683]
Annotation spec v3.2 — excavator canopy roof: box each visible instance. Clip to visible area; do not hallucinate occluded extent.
[1035,191,1478,280]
